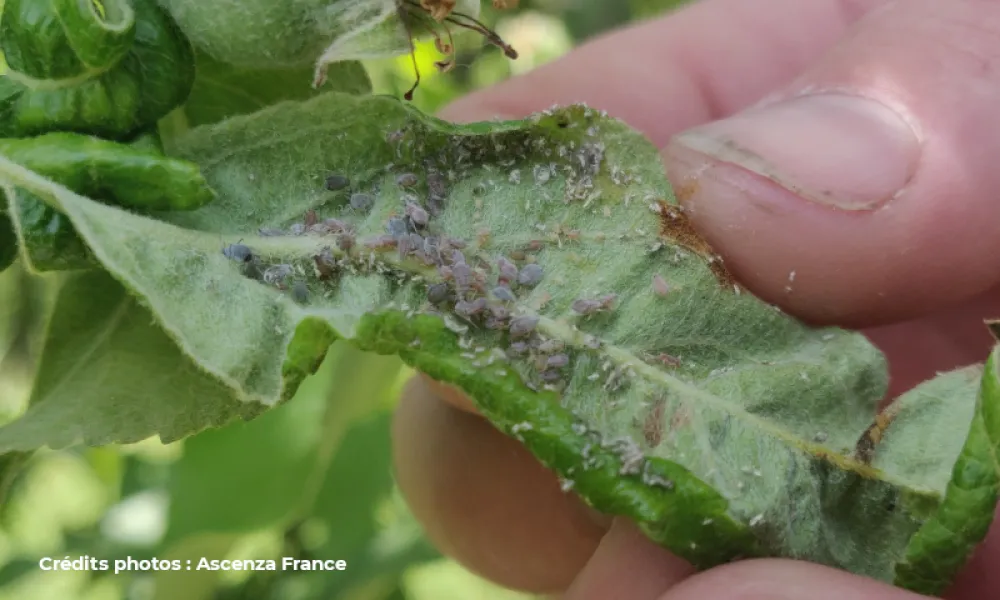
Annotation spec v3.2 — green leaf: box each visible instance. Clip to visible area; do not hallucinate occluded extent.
[157,0,479,81]
[0,0,194,139]
[0,92,994,593]
[0,270,263,450]
[178,51,372,130]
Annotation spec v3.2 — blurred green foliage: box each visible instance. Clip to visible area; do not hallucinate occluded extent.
[0,1,692,598]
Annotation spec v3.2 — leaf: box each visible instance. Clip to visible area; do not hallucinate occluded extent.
[0,92,994,593]
[0,270,263,450]
[178,51,372,130]
[0,0,195,139]
[0,212,16,272]
[157,0,480,70]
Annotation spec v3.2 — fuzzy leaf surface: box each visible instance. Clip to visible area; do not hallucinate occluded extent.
[0,93,994,593]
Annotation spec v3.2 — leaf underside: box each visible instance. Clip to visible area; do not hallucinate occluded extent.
[0,91,996,594]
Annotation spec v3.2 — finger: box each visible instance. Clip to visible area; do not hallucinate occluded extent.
[667,0,1000,327]
[661,559,928,600]
[565,518,694,600]
[391,375,610,594]
[442,0,882,141]
[421,373,480,414]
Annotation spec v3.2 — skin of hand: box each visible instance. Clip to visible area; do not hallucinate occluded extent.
[390,0,1000,598]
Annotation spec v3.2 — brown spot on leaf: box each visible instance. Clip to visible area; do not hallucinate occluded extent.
[657,201,738,291]
[638,397,667,448]
[853,402,900,465]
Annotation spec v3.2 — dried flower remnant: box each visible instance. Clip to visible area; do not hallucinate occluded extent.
[396,0,518,100]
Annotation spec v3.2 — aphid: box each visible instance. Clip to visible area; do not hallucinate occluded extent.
[386,217,409,239]
[291,281,309,304]
[517,263,543,287]
[455,297,487,318]
[263,264,294,286]
[572,294,617,316]
[303,209,318,227]
[222,242,254,263]
[337,232,355,252]
[397,173,419,188]
[427,170,448,214]
[325,173,350,191]
[507,341,529,356]
[258,227,285,237]
[537,339,565,354]
[497,257,518,285]
[289,223,307,236]
[450,249,467,266]
[437,264,453,281]
[313,247,337,280]
[509,314,539,338]
[546,354,570,369]
[397,234,417,259]
[540,370,562,383]
[485,316,508,330]
[407,233,424,254]
[427,283,452,305]
[488,303,509,320]
[452,262,474,292]
[492,285,516,303]
[350,193,375,211]
[404,202,429,227]
[652,274,671,297]
[363,234,398,250]
[323,218,349,233]
[447,237,468,250]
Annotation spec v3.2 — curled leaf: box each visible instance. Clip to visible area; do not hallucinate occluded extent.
[0,0,194,139]
[0,93,994,594]
[0,212,14,272]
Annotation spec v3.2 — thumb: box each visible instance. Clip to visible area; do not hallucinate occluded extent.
[665,0,1000,328]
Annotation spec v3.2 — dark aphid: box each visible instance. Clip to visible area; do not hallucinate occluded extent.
[325,173,350,191]
[540,370,563,383]
[407,233,424,254]
[546,354,570,369]
[537,339,565,354]
[291,281,309,304]
[497,257,518,285]
[222,242,254,263]
[571,298,603,316]
[397,173,419,188]
[303,209,319,227]
[422,236,441,262]
[404,202,429,227]
[517,263,543,287]
[289,223,307,236]
[386,216,409,239]
[509,314,539,338]
[263,264,294,286]
[313,247,337,280]
[427,283,453,305]
[363,234,398,250]
[485,316,508,330]
[455,297,487,318]
[258,227,285,237]
[492,285,516,303]
[337,232,355,252]
[452,262,474,292]
[350,193,375,211]
[489,303,510,320]
[507,341,529,356]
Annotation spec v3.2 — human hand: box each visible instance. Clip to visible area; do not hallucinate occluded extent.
[391,0,1000,597]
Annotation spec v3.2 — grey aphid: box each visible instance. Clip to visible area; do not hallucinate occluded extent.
[350,193,374,211]
[291,281,309,304]
[507,341,529,356]
[518,263,544,287]
[492,285,516,303]
[337,232,355,251]
[363,234,397,250]
[489,303,510,320]
[546,354,570,369]
[447,238,468,250]
[325,173,350,191]
[509,315,539,338]
[452,263,474,291]
[222,242,254,263]
[572,299,602,315]
[407,233,424,255]
[485,316,508,330]
[324,218,349,233]
[455,298,487,318]
[258,227,285,237]
[540,370,563,383]
[404,202,429,227]
[289,223,307,236]
[263,264,294,286]
[396,173,419,188]
[386,217,409,239]
[427,283,452,305]
[497,258,518,285]
[537,339,565,354]
[450,249,467,265]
